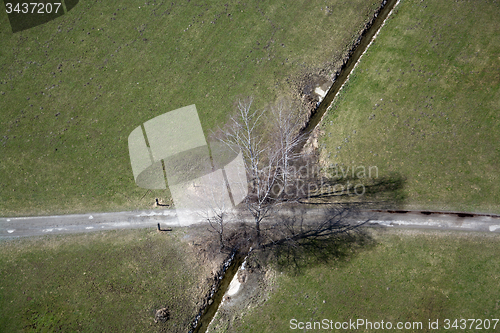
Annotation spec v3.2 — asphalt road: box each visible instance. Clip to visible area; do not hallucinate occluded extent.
[1,208,500,240]
[361,210,500,233]
[0,209,178,239]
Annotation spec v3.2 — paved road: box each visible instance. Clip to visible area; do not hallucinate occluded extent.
[0,209,178,239]
[360,210,500,233]
[1,208,500,240]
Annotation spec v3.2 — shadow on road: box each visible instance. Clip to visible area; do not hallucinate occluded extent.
[199,171,407,273]
[259,204,376,274]
[247,170,406,273]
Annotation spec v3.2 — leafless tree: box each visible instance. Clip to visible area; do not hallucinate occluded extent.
[216,98,270,246]
[204,204,227,252]
[197,170,232,252]
[270,99,309,199]
[216,97,311,247]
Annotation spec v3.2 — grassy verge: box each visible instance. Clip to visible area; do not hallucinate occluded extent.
[0,0,382,216]
[232,229,500,332]
[319,0,500,213]
[0,228,214,332]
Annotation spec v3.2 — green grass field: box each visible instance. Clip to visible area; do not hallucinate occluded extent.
[0,0,382,216]
[232,229,500,332]
[319,0,500,213]
[0,228,210,332]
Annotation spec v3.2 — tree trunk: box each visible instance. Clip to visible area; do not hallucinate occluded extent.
[219,232,224,252]
[255,219,261,247]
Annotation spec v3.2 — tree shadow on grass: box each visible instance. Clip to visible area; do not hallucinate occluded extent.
[255,204,377,275]
[201,171,406,274]
[299,171,407,210]
[252,171,407,274]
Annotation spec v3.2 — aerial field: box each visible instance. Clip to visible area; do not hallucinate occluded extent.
[319,0,500,213]
[0,0,382,216]
[0,228,214,332]
[232,229,500,332]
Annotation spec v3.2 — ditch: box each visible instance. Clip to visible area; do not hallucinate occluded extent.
[191,0,400,331]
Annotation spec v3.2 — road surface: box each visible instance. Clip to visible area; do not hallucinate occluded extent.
[0,209,178,239]
[1,208,500,240]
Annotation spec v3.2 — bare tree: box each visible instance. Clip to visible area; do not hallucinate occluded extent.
[216,98,274,246]
[270,99,309,199]
[216,97,311,247]
[203,199,228,253]
[197,170,232,252]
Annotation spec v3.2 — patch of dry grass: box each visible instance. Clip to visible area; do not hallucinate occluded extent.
[0,228,217,332]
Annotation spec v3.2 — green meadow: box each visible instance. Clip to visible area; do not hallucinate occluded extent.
[229,1,500,330]
[0,228,210,332]
[233,229,500,332]
[0,0,381,216]
[319,0,500,213]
